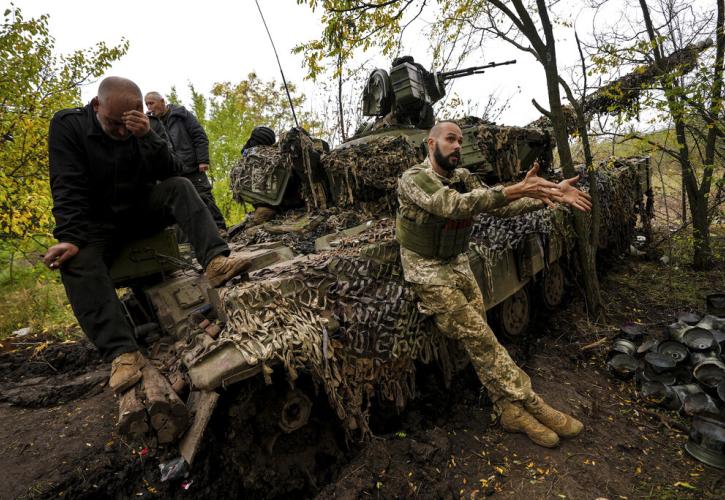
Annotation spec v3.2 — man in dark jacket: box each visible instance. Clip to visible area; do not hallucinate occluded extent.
[144,91,227,232]
[44,77,251,395]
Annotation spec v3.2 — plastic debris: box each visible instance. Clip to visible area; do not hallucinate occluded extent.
[159,456,188,482]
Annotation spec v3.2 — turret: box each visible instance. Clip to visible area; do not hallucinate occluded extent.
[361,56,516,129]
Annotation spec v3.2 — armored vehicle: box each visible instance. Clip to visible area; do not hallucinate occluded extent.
[109,57,653,493]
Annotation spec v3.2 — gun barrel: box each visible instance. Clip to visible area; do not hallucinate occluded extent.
[438,59,517,80]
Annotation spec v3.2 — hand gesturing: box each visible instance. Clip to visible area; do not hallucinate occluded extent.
[553,174,593,212]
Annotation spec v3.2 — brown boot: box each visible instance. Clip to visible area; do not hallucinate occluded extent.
[524,394,583,438]
[205,254,252,287]
[109,351,146,394]
[500,401,560,448]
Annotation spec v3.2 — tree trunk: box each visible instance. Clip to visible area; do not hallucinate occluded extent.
[691,199,711,269]
[638,0,718,270]
[536,1,603,315]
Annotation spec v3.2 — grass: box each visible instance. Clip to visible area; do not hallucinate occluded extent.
[0,241,79,342]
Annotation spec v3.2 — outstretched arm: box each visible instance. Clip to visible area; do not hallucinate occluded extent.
[502,163,562,207]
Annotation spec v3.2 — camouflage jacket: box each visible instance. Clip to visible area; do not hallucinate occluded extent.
[397,158,543,286]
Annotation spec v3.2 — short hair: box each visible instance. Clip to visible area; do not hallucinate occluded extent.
[97,77,142,104]
[428,120,461,140]
[144,91,164,102]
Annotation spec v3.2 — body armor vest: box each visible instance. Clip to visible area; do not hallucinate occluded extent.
[396,178,473,259]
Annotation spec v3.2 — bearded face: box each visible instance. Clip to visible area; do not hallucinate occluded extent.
[433,141,461,172]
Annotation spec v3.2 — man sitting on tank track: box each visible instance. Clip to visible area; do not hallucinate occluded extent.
[396,120,592,448]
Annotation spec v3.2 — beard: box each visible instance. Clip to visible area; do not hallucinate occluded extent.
[433,143,461,172]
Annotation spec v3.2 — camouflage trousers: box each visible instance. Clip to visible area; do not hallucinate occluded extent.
[412,273,533,408]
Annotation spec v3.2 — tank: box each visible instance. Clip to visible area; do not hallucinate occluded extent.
[110,57,653,491]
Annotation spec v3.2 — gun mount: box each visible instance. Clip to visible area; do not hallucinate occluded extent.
[362,56,515,129]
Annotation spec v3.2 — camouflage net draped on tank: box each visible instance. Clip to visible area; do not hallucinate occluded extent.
[578,157,648,254]
[473,123,548,180]
[203,156,648,438]
[229,128,330,210]
[213,251,458,437]
[322,135,421,209]
[229,146,291,206]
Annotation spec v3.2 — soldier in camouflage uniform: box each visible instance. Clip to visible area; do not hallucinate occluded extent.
[396,121,591,448]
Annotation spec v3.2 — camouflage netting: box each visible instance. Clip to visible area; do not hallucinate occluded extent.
[229,146,291,206]
[212,156,649,438]
[473,122,553,180]
[279,128,330,209]
[470,157,646,263]
[526,106,580,135]
[229,207,374,254]
[579,157,646,254]
[471,206,573,269]
[215,251,457,437]
[322,135,422,210]
[229,128,330,210]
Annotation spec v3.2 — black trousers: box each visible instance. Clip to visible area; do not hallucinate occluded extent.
[183,171,227,230]
[60,177,229,362]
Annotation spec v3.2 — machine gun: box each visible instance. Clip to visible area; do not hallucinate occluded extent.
[361,56,516,129]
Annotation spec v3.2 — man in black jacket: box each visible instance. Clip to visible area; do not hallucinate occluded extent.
[44,77,250,395]
[144,91,227,232]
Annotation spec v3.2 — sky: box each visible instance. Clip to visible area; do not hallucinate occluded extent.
[14,0,672,138]
[16,0,324,104]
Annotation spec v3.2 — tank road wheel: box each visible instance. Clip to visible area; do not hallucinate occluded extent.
[495,287,530,340]
[540,261,565,310]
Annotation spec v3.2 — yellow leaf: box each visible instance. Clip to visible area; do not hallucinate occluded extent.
[673,482,696,490]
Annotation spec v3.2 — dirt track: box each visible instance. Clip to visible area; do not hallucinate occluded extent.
[1,256,723,499]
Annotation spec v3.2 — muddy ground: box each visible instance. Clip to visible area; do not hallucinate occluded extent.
[1,252,723,500]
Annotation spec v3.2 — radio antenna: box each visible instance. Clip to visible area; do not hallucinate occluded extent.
[254,0,300,128]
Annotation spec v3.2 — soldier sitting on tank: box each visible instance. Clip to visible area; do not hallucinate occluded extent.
[396,120,592,448]
[44,77,252,395]
[241,126,305,225]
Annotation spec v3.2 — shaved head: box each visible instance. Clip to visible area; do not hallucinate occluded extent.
[428,120,461,140]
[427,120,463,174]
[97,76,142,106]
[93,77,143,140]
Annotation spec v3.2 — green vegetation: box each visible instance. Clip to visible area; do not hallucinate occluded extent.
[0,7,128,248]
[0,6,126,342]
[0,239,78,341]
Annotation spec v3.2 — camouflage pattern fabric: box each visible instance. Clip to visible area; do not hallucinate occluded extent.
[397,158,543,285]
[398,159,545,406]
[207,250,453,437]
[412,274,533,405]
[469,120,553,180]
[229,145,290,205]
[279,128,329,210]
[322,135,422,209]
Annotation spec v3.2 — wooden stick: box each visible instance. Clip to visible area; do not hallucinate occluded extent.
[142,365,189,444]
[117,386,148,437]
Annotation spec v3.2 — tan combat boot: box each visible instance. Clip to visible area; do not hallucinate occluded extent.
[524,394,583,438]
[109,351,146,394]
[205,254,252,288]
[500,401,560,448]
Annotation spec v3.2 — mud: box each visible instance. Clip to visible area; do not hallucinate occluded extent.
[1,255,723,499]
